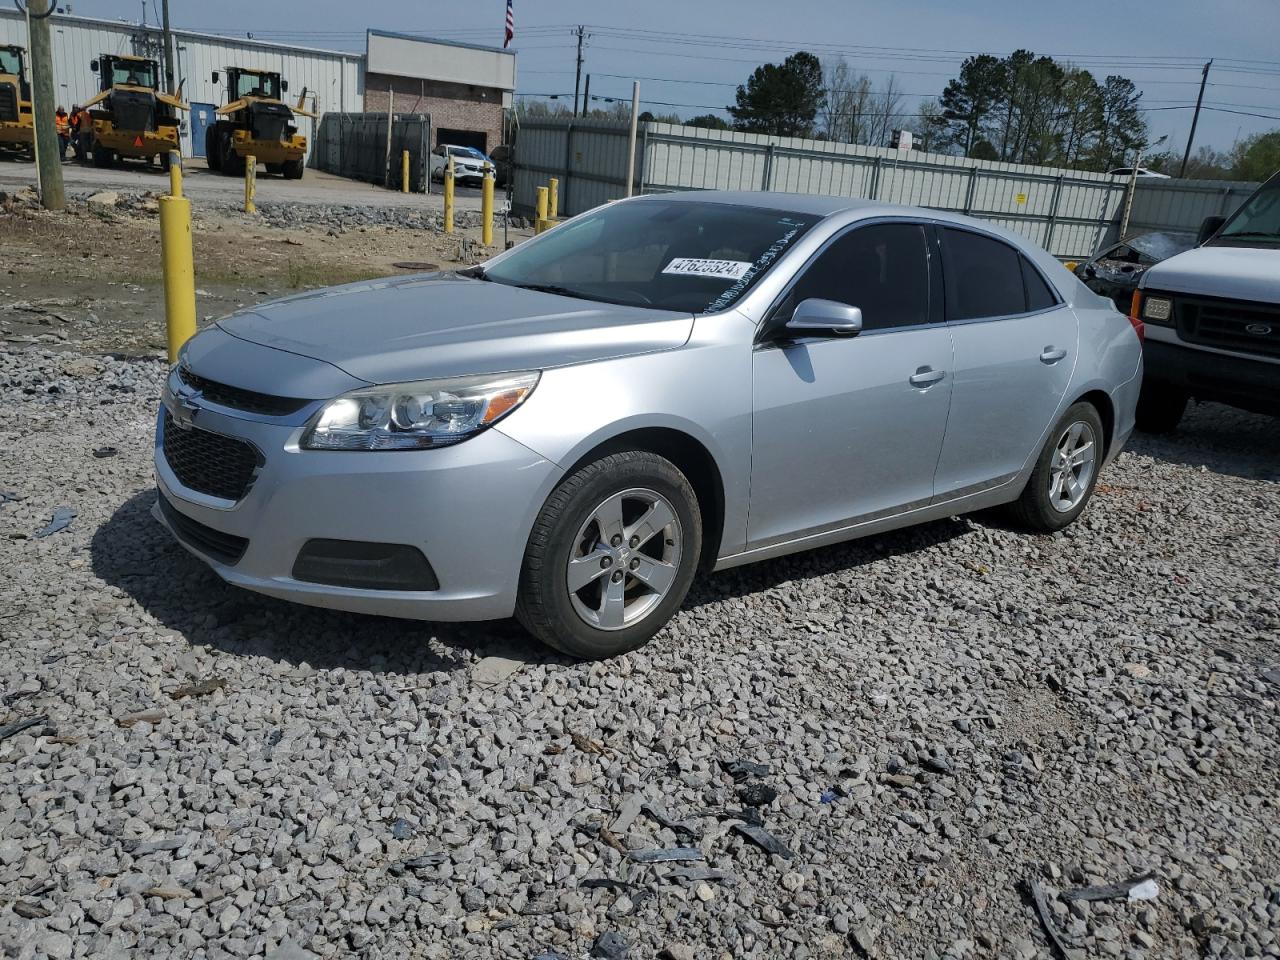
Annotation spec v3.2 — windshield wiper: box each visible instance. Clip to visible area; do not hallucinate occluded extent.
[506,282,601,302]
[456,266,491,280]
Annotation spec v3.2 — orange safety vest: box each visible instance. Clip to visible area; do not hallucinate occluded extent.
[76,110,92,135]
[55,114,70,135]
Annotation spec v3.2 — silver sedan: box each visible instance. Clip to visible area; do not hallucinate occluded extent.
[154,192,1143,658]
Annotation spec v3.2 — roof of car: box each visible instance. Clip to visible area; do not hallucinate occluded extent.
[634,190,1033,237]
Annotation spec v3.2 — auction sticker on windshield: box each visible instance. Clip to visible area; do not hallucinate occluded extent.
[662,258,753,280]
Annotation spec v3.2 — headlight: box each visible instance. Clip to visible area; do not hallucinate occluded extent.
[301,371,539,451]
[1142,296,1173,322]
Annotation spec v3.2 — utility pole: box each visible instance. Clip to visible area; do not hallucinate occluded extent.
[1179,60,1212,178]
[582,74,590,116]
[161,0,175,94]
[572,25,586,117]
[27,0,64,211]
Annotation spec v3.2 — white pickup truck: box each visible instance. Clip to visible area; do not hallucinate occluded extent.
[1131,170,1280,431]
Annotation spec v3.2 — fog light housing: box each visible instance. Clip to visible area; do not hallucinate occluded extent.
[292,539,439,591]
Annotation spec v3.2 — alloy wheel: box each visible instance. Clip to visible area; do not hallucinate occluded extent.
[1048,420,1096,513]
[566,487,683,631]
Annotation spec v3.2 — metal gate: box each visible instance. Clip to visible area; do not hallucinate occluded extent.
[311,112,432,191]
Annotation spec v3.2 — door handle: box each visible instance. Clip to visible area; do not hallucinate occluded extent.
[909,366,945,388]
[1040,346,1068,364]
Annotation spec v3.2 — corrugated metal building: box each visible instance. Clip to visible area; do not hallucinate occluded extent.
[0,8,361,160]
[0,10,515,162]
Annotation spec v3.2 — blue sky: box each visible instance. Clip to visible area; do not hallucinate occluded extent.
[82,0,1280,156]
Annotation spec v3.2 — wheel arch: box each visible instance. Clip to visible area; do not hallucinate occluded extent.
[557,426,726,571]
[1071,388,1115,457]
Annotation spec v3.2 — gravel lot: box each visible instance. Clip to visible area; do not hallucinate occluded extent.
[0,347,1277,960]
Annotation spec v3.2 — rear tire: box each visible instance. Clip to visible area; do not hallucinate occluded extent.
[516,451,701,659]
[1134,381,1188,433]
[205,128,222,171]
[91,146,113,168]
[1008,402,1105,533]
[221,137,245,176]
[282,158,304,180]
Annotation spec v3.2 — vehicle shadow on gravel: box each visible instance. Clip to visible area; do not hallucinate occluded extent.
[1128,402,1280,482]
[91,490,556,675]
[687,516,972,607]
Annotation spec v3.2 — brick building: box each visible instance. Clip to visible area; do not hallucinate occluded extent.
[363,31,516,154]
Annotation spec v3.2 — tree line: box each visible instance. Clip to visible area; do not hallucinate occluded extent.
[514,50,1278,179]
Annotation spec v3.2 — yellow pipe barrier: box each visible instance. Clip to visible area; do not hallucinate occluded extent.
[244,154,256,214]
[548,177,559,220]
[168,149,183,199]
[443,157,455,234]
[160,150,196,363]
[401,149,410,193]
[535,186,549,234]
[481,169,494,247]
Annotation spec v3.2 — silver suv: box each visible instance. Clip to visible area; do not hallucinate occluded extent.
[155,192,1142,658]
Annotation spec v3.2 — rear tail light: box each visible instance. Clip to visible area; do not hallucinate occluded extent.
[1128,290,1146,343]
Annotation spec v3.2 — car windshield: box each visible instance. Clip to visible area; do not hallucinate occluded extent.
[234,72,280,100]
[449,146,485,160]
[0,49,21,76]
[1211,176,1280,246]
[482,199,820,312]
[111,60,155,88]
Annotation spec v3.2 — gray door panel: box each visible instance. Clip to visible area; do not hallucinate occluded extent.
[933,307,1078,498]
[748,326,954,547]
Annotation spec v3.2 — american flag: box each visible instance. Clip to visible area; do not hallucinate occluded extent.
[504,0,514,48]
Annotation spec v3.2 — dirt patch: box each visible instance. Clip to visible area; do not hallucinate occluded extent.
[1,191,503,356]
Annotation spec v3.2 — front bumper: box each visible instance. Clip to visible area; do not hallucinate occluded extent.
[152,387,558,621]
[1143,337,1280,416]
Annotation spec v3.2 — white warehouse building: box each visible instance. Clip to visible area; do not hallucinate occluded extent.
[0,9,515,161]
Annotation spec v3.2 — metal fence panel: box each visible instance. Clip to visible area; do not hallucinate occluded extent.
[513,119,1260,259]
[311,112,431,190]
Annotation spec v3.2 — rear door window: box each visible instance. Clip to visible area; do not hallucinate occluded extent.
[941,228,1029,321]
[1021,258,1059,312]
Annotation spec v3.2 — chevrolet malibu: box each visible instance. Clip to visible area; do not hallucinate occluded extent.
[155,192,1143,658]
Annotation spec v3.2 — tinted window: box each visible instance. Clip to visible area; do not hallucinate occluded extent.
[1021,258,1058,311]
[780,223,930,331]
[942,228,1027,320]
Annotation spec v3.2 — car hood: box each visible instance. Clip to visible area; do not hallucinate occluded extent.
[1142,245,1280,302]
[216,273,695,384]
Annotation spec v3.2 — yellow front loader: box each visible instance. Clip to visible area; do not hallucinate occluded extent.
[206,67,313,179]
[0,45,34,158]
[85,53,187,169]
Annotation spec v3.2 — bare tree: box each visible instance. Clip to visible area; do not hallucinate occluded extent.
[865,74,904,148]
[820,58,872,143]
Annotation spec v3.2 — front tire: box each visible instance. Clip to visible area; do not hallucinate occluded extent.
[282,158,304,180]
[516,451,702,659]
[1134,381,1188,433]
[205,127,222,171]
[1008,402,1105,533]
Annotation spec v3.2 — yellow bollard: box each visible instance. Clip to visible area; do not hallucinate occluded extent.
[481,169,494,247]
[548,177,559,220]
[168,150,183,198]
[160,164,197,363]
[401,149,410,193]
[535,186,549,234]
[244,154,256,214]
[443,157,455,234]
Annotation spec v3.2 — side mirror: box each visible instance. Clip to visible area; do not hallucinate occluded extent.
[89,59,99,72]
[211,71,220,84]
[785,299,863,338]
[1198,215,1226,245]
[281,79,289,92]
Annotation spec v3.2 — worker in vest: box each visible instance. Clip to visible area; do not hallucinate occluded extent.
[55,107,70,160]
[73,105,93,164]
